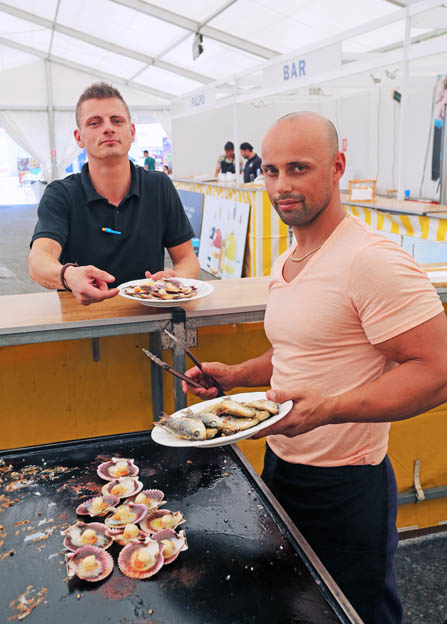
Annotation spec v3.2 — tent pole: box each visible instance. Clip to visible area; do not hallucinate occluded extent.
[233,85,239,186]
[397,7,410,200]
[45,60,58,182]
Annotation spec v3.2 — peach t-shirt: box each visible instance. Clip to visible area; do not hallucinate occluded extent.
[264,215,443,466]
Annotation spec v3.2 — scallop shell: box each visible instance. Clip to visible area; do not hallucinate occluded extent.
[104,502,147,528]
[97,458,139,481]
[101,477,143,499]
[140,509,185,535]
[66,545,114,582]
[63,521,113,552]
[153,529,188,564]
[106,524,146,547]
[118,537,164,579]
[128,489,165,511]
[76,494,120,517]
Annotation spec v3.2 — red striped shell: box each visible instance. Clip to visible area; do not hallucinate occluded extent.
[101,477,143,499]
[97,458,139,481]
[76,494,120,517]
[128,489,165,511]
[118,537,164,579]
[63,521,113,552]
[140,509,185,535]
[66,545,114,582]
[104,502,147,528]
[106,524,146,547]
[152,529,188,564]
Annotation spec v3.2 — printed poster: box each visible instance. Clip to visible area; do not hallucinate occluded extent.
[198,195,250,279]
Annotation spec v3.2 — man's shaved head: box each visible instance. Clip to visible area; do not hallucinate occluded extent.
[260,111,345,229]
[274,111,339,158]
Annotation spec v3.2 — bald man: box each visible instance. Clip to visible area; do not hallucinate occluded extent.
[183,112,447,623]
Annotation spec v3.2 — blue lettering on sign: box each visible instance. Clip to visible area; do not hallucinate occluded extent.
[282,60,306,81]
[191,93,205,108]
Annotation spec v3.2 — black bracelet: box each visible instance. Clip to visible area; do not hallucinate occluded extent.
[60,262,79,291]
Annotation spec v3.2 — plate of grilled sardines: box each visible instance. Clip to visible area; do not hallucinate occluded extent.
[151,392,293,448]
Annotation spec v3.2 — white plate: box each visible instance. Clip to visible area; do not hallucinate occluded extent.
[118,277,214,307]
[151,392,293,448]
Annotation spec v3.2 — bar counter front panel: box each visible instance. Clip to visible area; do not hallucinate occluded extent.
[0,433,359,623]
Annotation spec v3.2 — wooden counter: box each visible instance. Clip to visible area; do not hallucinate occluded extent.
[0,277,270,346]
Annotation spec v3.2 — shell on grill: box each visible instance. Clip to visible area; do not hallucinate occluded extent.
[97,457,139,481]
[118,537,164,579]
[76,494,120,518]
[104,502,147,528]
[106,523,146,547]
[140,509,185,535]
[153,529,188,565]
[66,545,114,582]
[101,477,143,499]
[128,489,165,512]
[63,521,113,552]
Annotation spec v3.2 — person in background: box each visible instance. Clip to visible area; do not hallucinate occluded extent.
[29,82,199,306]
[184,112,447,624]
[214,141,236,176]
[240,142,262,182]
[162,164,172,178]
[143,150,155,171]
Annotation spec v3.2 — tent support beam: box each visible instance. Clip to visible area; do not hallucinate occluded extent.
[0,1,212,85]
[45,60,58,182]
[110,0,278,59]
[0,36,173,102]
[397,8,411,200]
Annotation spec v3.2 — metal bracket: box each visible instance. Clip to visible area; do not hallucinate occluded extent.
[92,337,100,362]
[413,458,426,502]
[160,328,198,350]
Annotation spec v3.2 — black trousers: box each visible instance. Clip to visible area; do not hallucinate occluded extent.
[261,445,402,624]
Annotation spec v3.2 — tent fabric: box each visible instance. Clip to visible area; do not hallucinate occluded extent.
[0,0,444,180]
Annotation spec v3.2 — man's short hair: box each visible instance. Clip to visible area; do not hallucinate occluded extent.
[143,150,149,155]
[240,142,253,151]
[75,82,131,127]
[224,141,234,151]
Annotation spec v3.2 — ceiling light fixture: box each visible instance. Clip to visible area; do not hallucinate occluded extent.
[193,32,203,60]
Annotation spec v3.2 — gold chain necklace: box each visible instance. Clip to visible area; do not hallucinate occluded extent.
[290,245,322,263]
[290,213,348,263]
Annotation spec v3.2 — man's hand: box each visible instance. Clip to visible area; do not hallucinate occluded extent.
[252,387,333,439]
[64,265,119,306]
[181,362,238,399]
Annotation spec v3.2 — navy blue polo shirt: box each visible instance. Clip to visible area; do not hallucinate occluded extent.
[31,162,194,287]
[243,153,262,182]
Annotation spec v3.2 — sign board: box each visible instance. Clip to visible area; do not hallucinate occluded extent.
[198,196,250,279]
[177,189,204,255]
[183,87,216,114]
[262,43,341,91]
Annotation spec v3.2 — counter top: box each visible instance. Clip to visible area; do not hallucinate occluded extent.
[341,193,447,216]
[0,277,270,346]
[173,177,266,192]
[0,270,445,348]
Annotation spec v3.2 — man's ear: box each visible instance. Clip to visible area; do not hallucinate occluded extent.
[130,123,136,143]
[333,151,346,181]
[74,128,83,148]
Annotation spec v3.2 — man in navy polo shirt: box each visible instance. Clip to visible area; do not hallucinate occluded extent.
[29,82,199,306]
[240,142,262,183]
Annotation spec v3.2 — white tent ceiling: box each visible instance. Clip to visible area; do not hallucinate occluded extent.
[0,0,446,179]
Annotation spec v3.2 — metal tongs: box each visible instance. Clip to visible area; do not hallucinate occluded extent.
[142,329,225,396]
